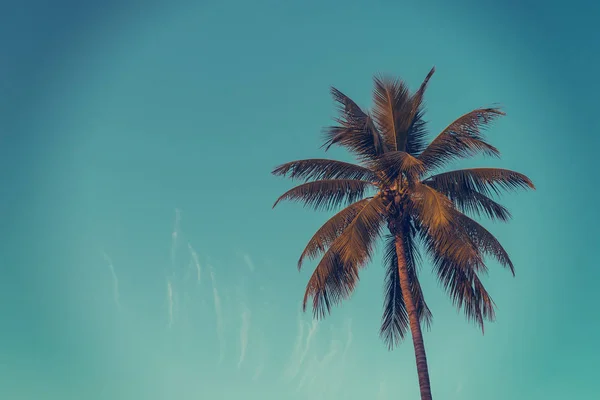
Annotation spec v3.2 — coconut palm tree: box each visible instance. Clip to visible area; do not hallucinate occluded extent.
[271,67,534,400]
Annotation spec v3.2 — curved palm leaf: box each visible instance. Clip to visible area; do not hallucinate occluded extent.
[298,198,370,269]
[336,196,387,267]
[455,212,515,275]
[424,168,535,198]
[272,159,377,182]
[405,109,429,156]
[381,229,432,350]
[406,183,455,233]
[424,178,512,221]
[418,108,504,171]
[272,179,375,211]
[323,88,387,159]
[434,255,496,332]
[303,248,359,319]
[372,75,411,151]
[370,151,426,184]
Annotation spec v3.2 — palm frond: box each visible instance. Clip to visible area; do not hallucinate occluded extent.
[432,254,496,332]
[423,168,535,198]
[298,199,370,269]
[273,179,375,211]
[406,67,435,127]
[323,88,387,159]
[418,108,504,171]
[381,234,409,348]
[417,218,486,274]
[406,183,455,233]
[303,248,359,319]
[370,151,425,184]
[302,196,385,318]
[455,212,515,275]
[335,196,386,268]
[272,159,377,182]
[424,177,512,221]
[405,109,429,156]
[380,228,432,350]
[372,76,411,151]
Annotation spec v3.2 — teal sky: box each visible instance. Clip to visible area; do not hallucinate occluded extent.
[1,1,598,399]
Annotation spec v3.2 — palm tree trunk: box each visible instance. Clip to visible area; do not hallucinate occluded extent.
[395,235,433,400]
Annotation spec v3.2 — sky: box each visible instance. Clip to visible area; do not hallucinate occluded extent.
[0,0,598,399]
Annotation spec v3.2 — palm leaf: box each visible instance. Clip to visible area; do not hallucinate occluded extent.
[372,75,411,151]
[423,168,535,198]
[303,248,359,319]
[272,179,374,211]
[380,228,432,350]
[272,159,377,182]
[424,178,512,221]
[432,254,496,332]
[454,212,515,275]
[406,183,455,233]
[302,196,386,318]
[335,196,386,267]
[298,199,370,269]
[370,151,426,184]
[323,88,387,159]
[405,109,429,156]
[418,108,504,171]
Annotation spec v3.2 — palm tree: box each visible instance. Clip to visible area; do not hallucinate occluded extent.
[271,67,534,400]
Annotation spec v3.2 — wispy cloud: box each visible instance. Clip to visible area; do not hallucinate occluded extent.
[284,316,306,380]
[284,314,319,382]
[170,208,181,269]
[456,381,463,394]
[167,279,174,328]
[102,252,120,309]
[188,243,201,283]
[237,303,251,369]
[253,333,267,381]
[209,263,225,363]
[243,254,255,272]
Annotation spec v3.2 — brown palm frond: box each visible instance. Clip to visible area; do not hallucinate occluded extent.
[424,178,512,221]
[370,151,426,184]
[418,108,504,171]
[381,234,409,348]
[302,196,386,318]
[407,67,435,124]
[380,228,432,350]
[417,218,486,274]
[454,212,515,275]
[405,109,429,156]
[372,76,411,151]
[323,88,387,159]
[423,168,535,198]
[432,254,496,332]
[298,199,370,269]
[303,248,359,319]
[335,196,387,268]
[272,159,377,182]
[406,183,455,233]
[272,179,375,211]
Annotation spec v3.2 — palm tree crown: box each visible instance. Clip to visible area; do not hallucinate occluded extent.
[271,67,534,398]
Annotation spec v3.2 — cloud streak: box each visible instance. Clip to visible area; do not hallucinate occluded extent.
[209,263,225,363]
[102,252,120,309]
[284,315,319,382]
[237,304,251,369]
[243,254,255,272]
[167,279,174,328]
[188,243,201,283]
[170,208,181,270]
